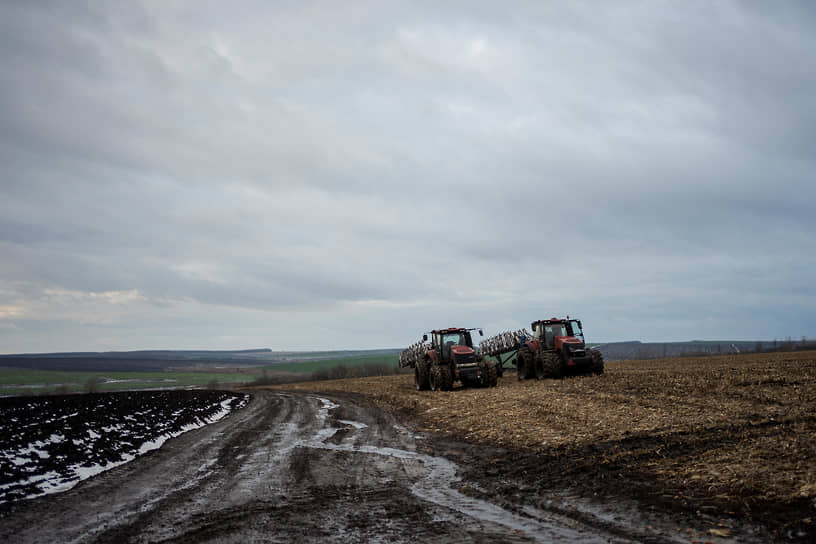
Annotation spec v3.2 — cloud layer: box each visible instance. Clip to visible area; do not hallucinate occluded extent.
[1,1,815,351]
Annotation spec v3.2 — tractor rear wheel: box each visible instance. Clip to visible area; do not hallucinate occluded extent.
[589,349,605,375]
[414,358,430,391]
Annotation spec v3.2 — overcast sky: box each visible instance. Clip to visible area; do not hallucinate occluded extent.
[1,1,814,353]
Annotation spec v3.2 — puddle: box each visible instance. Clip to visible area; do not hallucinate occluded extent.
[302,397,640,543]
[338,420,368,430]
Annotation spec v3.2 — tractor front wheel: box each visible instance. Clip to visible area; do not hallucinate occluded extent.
[414,359,430,391]
[539,352,562,379]
[430,365,453,391]
[533,352,545,379]
[429,365,440,390]
[484,359,498,387]
[440,365,454,390]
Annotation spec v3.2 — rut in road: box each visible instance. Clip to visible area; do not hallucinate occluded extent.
[1,391,685,543]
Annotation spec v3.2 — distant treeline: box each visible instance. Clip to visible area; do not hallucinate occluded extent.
[0,349,277,372]
[0,348,401,373]
[595,338,816,361]
[310,361,406,381]
[0,357,179,372]
[251,361,408,386]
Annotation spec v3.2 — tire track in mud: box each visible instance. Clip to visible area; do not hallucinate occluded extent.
[84,394,298,543]
[1,391,684,543]
[290,397,684,544]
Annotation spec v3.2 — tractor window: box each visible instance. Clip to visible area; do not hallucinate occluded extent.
[542,323,566,347]
[441,333,467,346]
[570,320,585,341]
[549,324,566,337]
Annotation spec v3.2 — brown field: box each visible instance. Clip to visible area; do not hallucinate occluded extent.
[257,351,816,536]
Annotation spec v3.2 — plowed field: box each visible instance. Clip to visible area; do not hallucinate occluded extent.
[265,351,816,540]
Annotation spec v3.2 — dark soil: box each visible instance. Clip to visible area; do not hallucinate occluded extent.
[271,351,816,542]
[0,390,248,504]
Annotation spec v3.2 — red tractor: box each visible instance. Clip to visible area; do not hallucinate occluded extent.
[482,318,603,379]
[399,327,498,391]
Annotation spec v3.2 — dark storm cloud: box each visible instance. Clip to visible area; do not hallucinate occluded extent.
[1,1,814,351]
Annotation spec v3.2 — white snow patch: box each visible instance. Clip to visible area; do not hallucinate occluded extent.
[10,456,28,466]
[339,420,368,430]
[0,395,246,505]
[0,471,63,493]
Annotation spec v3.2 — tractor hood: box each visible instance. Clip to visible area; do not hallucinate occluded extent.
[451,345,475,356]
[554,336,584,350]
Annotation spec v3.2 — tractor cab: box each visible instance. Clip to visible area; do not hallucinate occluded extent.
[531,318,585,349]
[430,328,473,361]
[433,328,473,348]
[422,327,483,363]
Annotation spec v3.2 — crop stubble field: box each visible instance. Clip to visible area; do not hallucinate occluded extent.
[267,351,816,537]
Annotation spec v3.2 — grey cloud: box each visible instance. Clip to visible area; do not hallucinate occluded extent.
[1,1,815,351]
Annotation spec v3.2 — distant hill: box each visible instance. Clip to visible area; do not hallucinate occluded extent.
[0,349,273,372]
[592,340,778,361]
[0,348,401,372]
[2,340,809,372]
[1,348,272,359]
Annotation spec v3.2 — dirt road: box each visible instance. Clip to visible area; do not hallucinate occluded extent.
[1,391,713,543]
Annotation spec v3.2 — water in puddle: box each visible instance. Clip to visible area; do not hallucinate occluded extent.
[303,397,639,543]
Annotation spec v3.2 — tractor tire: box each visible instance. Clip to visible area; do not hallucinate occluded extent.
[516,346,533,380]
[589,349,605,375]
[484,359,498,387]
[414,358,430,391]
[533,351,545,379]
[429,365,441,391]
[482,355,502,378]
[431,365,453,391]
[539,352,562,379]
[439,365,454,391]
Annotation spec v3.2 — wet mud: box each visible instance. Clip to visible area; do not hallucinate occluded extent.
[0,391,783,542]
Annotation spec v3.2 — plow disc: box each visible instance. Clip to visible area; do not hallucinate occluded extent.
[479,329,530,357]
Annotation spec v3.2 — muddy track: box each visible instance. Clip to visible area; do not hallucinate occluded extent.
[1,391,701,543]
